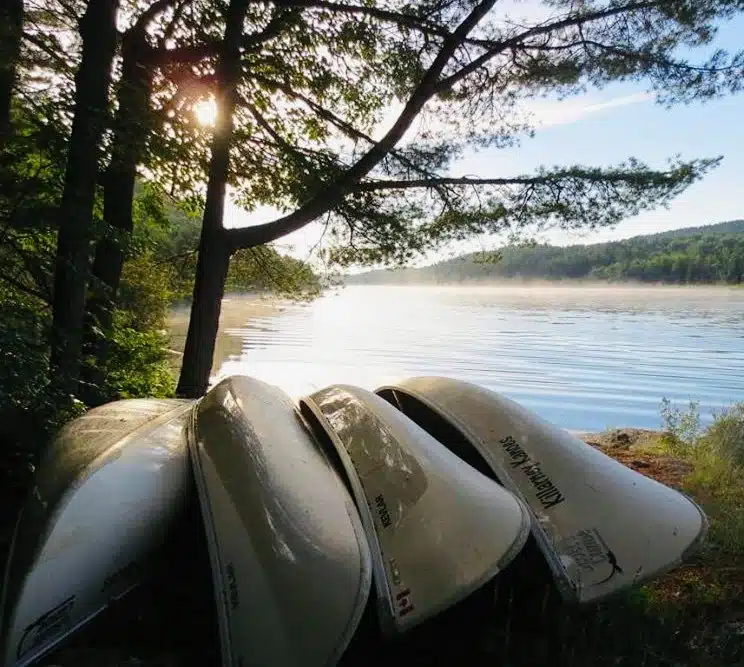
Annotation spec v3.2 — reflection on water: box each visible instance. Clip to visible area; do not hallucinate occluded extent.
[214,285,744,431]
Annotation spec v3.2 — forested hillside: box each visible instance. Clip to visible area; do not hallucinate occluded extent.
[348,221,744,285]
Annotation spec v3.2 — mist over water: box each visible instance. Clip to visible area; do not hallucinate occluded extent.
[214,285,744,432]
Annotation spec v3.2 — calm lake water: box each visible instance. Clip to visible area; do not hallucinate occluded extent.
[213,285,744,432]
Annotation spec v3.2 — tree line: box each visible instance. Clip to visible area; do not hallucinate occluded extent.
[349,222,744,285]
[2,0,744,469]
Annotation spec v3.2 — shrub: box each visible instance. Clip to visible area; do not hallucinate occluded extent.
[658,398,744,561]
[102,312,175,400]
[659,397,703,455]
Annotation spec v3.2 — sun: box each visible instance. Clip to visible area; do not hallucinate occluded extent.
[194,97,218,127]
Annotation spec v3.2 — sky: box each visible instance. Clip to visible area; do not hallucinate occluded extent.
[223,8,744,267]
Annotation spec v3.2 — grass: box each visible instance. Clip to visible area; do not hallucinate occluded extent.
[590,399,744,666]
[656,399,744,565]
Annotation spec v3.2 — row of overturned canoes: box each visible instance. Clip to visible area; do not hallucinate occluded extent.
[0,375,708,667]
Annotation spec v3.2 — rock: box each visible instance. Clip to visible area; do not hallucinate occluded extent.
[578,428,662,452]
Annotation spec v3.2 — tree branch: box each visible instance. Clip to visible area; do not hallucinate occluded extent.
[132,0,178,34]
[434,1,655,93]
[243,7,300,50]
[354,176,556,191]
[248,72,444,184]
[0,271,50,304]
[227,0,499,250]
[285,0,452,38]
[149,42,218,66]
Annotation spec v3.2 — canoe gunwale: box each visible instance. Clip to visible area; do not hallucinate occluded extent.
[185,403,234,667]
[297,398,397,636]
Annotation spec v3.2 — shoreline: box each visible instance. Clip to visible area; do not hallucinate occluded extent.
[342,280,744,291]
[167,293,284,374]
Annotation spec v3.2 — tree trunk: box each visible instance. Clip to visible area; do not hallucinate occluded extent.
[175,234,231,398]
[81,31,153,404]
[0,0,23,136]
[50,0,119,397]
[175,0,249,398]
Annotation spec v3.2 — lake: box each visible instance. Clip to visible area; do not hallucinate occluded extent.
[212,285,744,432]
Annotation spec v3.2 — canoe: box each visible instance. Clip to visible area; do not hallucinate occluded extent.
[0,398,194,667]
[299,384,531,636]
[188,376,372,667]
[375,376,709,604]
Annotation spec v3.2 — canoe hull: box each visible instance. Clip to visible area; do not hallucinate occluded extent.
[375,376,708,604]
[300,384,531,636]
[188,376,372,667]
[0,399,193,667]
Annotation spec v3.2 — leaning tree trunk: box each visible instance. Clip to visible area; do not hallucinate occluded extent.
[81,31,153,405]
[0,0,23,136]
[175,0,249,399]
[50,0,119,397]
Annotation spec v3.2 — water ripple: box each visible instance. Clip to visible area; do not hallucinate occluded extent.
[214,285,744,431]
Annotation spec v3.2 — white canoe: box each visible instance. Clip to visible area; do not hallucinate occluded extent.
[0,398,193,667]
[299,384,531,636]
[188,376,372,667]
[375,376,709,604]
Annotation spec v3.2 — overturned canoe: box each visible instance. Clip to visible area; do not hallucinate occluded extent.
[0,398,193,667]
[299,384,531,636]
[188,376,372,667]
[375,376,709,604]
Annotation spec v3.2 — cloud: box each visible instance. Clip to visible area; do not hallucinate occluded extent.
[527,92,655,129]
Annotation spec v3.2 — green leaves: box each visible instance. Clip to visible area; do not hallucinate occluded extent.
[317,156,721,267]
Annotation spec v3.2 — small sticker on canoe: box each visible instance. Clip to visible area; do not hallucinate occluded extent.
[395,588,415,617]
[388,557,402,586]
[226,563,239,610]
[560,528,624,587]
[375,494,392,528]
[17,595,75,659]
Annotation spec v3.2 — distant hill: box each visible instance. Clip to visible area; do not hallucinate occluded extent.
[345,220,744,286]
[639,219,744,239]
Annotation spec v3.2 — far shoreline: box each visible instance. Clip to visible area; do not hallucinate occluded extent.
[342,279,744,290]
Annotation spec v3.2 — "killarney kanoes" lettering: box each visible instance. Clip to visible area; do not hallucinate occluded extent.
[499,436,565,509]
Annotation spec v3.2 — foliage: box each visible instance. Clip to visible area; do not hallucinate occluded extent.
[660,397,704,452]
[0,102,319,454]
[349,221,744,284]
[703,403,744,468]
[0,288,70,440]
[657,399,744,560]
[117,253,175,331]
[227,246,321,300]
[101,311,176,400]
